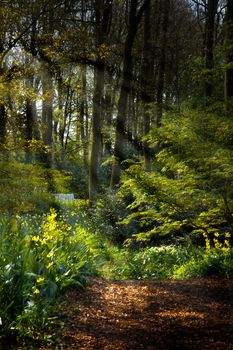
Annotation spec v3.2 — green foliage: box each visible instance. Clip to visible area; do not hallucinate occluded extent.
[0,209,93,344]
[55,159,89,199]
[88,190,139,244]
[81,231,233,280]
[0,201,232,346]
[173,249,233,279]
[119,108,233,245]
[0,160,71,213]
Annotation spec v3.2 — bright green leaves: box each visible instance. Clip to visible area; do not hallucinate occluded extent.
[119,107,233,244]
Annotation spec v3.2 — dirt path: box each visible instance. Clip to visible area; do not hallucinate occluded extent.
[54,278,233,350]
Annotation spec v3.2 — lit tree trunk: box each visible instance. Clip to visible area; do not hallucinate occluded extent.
[59,86,70,150]
[89,64,104,205]
[80,63,89,168]
[111,0,150,188]
[54,70,63,146]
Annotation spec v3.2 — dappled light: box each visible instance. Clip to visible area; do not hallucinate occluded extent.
[55,278,233,349]
[1,0,233,348]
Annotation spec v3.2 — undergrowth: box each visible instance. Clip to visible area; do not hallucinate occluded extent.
[0,200,232,346]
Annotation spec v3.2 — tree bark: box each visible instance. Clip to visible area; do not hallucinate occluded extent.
[0,39,7,152]
[156,0,170,128]
[0,103,7,150]
[80,63,89,168]
[142,0,153,171]
[205,0,218,103]
[89,0,112,205]
[41,66,53,167]
[111,0,150,188]
[25,74,40,163]
[224,0,233,107]
[89,65,105,205]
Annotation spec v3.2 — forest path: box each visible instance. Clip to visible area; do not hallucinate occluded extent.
[57,278,233,350]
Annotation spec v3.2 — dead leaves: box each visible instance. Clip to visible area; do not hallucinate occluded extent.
[58,278,233,350]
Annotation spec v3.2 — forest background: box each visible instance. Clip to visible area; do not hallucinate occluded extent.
[1,0,233,346]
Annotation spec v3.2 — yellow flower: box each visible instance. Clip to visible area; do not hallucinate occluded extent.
[32,236,40,242]
[40,238,47,245]
[36,277,45,283]
[33,288,40,295]
[47,251,54,258]
[47,262,53,269]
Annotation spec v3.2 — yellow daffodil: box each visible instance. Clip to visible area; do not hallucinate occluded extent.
[47,251,54,258]
[47,262,53,269]
[36,277,45,283]
[33,288,40,295]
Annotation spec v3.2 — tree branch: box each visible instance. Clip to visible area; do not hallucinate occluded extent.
[0,2,65,67]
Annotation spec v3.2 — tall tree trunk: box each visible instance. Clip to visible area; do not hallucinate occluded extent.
[25,81,33,163]
[102,88,113,157]
[25,74,40,163]
[80,63,89,167]
[156,0,170,128]
[59,86,70,150]
[0,38,7,152]
[41,66,53,167]
[54,70,63,146]
[224,0,233,108]
[205,0,218,103]
[111,0,150,188]
[89,0,112,205]
[142,0,153,171]
[89,65,104,205]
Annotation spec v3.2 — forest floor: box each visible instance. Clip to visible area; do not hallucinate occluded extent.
[45,277,233,350]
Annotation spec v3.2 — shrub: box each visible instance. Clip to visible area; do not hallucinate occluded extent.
[89,190,140,245]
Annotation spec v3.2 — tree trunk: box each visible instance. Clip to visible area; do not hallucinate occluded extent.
[224,0,233,108]
[25,75,40,163]
[0,39,7,152]
[205,0,218,103]
[89,65,104,205]
[80,63,89,168]
[142,0,153,171]
[89,0,112,205]
[41,66,53,167]
[156,0,170,128]
[0,103,7,151]
[111,0,150,188]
